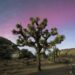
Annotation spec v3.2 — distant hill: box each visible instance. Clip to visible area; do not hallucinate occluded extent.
[0,37,13,45]
[60,48,75,56]
[0,36,20,59]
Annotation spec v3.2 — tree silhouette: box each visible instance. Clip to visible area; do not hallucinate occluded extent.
[12,17,64,71]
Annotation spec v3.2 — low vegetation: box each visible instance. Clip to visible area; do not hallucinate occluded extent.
[0,58,75,75]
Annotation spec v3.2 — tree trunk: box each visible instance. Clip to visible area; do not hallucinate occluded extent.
[37,52,41,71]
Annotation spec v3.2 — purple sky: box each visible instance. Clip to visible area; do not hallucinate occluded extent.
[0,0,75,50]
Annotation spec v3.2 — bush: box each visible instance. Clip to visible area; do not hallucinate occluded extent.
[63,59,70,64]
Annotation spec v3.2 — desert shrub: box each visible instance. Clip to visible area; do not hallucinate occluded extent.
[63,59,70,64]
[59,58,70,64]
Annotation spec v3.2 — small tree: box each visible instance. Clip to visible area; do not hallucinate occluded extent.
[12,17,64,71]
[51,35,65,62]
[52,47,60,62]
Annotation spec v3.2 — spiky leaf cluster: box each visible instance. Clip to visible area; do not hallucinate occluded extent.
[12,17,65,52]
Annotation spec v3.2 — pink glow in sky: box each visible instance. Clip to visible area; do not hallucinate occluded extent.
[0,0,75,50]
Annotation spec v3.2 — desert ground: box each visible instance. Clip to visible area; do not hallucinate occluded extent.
[0,59,75,75]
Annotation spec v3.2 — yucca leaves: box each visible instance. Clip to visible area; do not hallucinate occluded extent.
[12,17,65,71]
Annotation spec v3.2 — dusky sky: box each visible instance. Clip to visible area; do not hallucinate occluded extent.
[0,0,75,52]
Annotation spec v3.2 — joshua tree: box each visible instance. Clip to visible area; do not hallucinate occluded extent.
[12,17,64,71]
[51,35,64,62]
[52,47,60,62]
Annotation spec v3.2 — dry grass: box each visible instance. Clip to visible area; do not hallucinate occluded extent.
[0,59,75,75]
